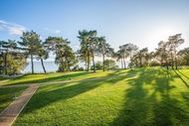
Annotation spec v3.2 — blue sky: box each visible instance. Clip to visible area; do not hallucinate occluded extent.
[0,0,189,52]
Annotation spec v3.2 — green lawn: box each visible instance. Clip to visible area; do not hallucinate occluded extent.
[0,71,109,86]
[7,68,189,126]
[0,87,27,112]
[1,67,189,126]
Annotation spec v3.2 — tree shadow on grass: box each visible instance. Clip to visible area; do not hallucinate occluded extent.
[151,70,189,126]
[104,70,138,84]
[19,70,137,115]
[17,68,189,125]
[21,72,121,114]
[0,87,26,112]
[177,70,189,80]
[174,70,189,88]
[7,72,89,85]
[111,68,189,126]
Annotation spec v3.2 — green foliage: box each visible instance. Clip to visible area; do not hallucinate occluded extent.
[19,31,41,55]
[130,47,149,67]
[72,65,84,71]
[129,34,184,69]
[116,43,138,69]
[19,31,42,74]
[97,37,114,71]
[178,47,189,65]
[78,30,98,72]
[0,40,27,75]
[91,61,102,70]
[45,37,77,72]
[5,53,27,75]
[104,59,118,70]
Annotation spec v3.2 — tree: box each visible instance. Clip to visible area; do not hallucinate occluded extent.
[167,34,184,69]
[36,42,48,73]
[0,40,27,75]
[104,59,118,70]
[118,43,138,69]
[178,47,189,66]
[155,41,170,69]
[119,46,128,69]
[116,49,125,69]
[138,48,149,67]
[45,37,77,72]
[5,52,27,75]
[78,30,98,72]
[129,48,149,67]
[0,42,3,74]
[154,34,184,70]
[91,61,102,70]
[97,37,114,71]
[18,31,41,74]
[1,40,17,75]
[148,51,157,66]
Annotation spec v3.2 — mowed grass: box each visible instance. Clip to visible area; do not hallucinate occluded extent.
[6,68,189,126]
[0,71,109,86]
[0,87,27,112]
[14,68,189,126]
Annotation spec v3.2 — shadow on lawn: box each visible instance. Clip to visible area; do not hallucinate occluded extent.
[177,70,189,80]
[7,72,89,85]
[0,87,26,112]
[111,68,189,126]
[18,68,189,125]
[21,70,133,114]
[174,70,189,88]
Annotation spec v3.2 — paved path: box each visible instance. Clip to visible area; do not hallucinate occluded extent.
[0,85,39,126]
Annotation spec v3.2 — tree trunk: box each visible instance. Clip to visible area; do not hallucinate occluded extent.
[92,51,96,73]
[171,62,174,69]
[31,54,34,74]
[139,57,142,67]
[107,62,110,70]
[102,54,105,72]
[4,52,7,75]
[123,58,126,69]
[120,58,123,69]
[40,58,46,73]
[160,58,163,67]
[175,57,178,70]
[166,63,169,70]
[129,55,132,69]
[67,60,71,72]
[165,59,168,70]
[171,52,174,70]
[87,52,90,71]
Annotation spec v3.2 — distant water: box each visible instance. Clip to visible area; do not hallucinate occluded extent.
[23,61,58,73]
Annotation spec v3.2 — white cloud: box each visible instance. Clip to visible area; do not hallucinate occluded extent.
[0,20,26,35]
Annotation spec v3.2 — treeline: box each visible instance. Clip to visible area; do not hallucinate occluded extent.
[0,30,188,75]
[127,34,186,69]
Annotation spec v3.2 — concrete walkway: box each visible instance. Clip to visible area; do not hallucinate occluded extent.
[0,85,39,126]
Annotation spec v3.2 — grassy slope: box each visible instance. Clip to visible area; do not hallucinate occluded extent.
[0,71,110,86]
[0,68,186,126]
[0,87,27,112]
[9,68,189,126]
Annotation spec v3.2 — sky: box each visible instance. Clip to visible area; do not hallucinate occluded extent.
[0,0,189,53]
